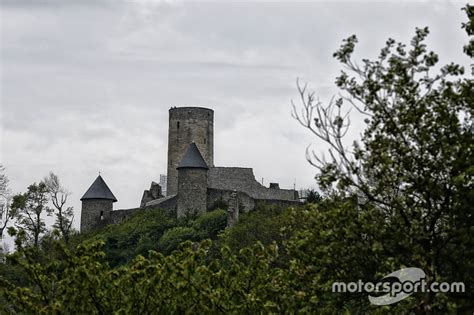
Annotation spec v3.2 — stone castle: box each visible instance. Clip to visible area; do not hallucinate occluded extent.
[80,107,300,233]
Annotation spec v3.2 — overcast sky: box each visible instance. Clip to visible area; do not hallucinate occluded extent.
[0,0,470,235]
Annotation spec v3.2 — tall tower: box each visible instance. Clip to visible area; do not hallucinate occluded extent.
[166,107,214,196]
[80,175,117,233]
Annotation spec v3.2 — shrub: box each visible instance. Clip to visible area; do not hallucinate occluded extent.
[192,209,227,239]
[158,227,197,254]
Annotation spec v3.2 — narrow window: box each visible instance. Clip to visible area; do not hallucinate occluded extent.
[204,138,207,144]
[177,121,180,129]
[100,211,104,220]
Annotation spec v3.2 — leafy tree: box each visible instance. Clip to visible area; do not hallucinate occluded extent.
[158,226,197,254]
[292,5,473,312]
[462,4,474,58]
[10,183,51,248]
[304,188,322,204]
[0,165,12,260]
[43,172,74,244]
[220,205,294,254]
[192,209,227,239]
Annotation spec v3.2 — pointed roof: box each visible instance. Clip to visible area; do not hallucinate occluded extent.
[177,142,209,170]
[80,175,117,202]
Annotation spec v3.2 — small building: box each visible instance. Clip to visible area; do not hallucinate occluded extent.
[80,175,117,233]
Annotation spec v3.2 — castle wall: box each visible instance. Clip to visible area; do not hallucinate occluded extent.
[208,167,298,201]
[207,188,255,213]
[167,107,214,196]
[144,195,177,213]
[177,168,208,217]
[107,208,139,225]
[254,199,301,208]
[80,199,113,233]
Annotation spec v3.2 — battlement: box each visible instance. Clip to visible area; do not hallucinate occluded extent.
[169,107,214,120]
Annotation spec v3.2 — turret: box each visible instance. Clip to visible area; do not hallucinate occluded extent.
[80,175,117,233]
[167,107,214,196]
[177,143,208,217]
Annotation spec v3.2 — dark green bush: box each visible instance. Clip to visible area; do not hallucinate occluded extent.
[158,226,198,254]
[192,209,227,239]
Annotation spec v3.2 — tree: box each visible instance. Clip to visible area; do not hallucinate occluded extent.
[303,188,322,204]
[43,172,74,244]
[0,165,12,261]
[11,183,51,248]
[292,5,473,312]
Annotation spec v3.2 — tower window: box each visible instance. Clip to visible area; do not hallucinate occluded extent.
[177,121,180,129]
[204,138,206,144]
[100,211,104,220]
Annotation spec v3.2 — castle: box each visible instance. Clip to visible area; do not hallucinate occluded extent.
[80,107,300,233]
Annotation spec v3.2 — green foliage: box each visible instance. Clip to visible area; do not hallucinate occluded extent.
[0,165,11,238]
[10,182,51,248]
[0,238,286,314]
[220,205,295,254]
[192,209,227,239]
[158,226,197,254]
[43,172,75,244]
[462,4,474,58]
[304,189,322,204]
[1,6,472,313]
[67,208,228,266]
[291,5,474,313]
[78,208,178,267]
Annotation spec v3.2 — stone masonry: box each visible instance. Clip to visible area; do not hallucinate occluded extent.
[166,107,214,196]
[80,106,300,232]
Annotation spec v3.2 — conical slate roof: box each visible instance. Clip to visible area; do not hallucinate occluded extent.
[80,175,117,202]
[177,142,209,170]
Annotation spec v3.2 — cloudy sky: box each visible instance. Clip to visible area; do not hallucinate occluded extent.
[0,0,470,233]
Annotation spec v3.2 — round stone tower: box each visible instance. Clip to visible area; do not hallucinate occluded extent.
[80,175,117,233]
[177,143,209,217]
[167,107,214,196]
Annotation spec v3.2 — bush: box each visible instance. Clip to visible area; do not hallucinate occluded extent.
[72,208,177,266]
[192,209,227,239]
[219,205,295,254]
[158,227,198,254]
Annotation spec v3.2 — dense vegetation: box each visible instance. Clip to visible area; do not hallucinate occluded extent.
[71,208,227,266]
[0,5,472,313]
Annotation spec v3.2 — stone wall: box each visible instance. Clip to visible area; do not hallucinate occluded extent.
[140,181,164,207]
[144,195,177,214]
[208,167,298,201]
[177,168,208,217]
[107,208,139,225]
[254,199,301,208]
[167,107,214,196]
[207,188,255,213]
[80,199,113,233]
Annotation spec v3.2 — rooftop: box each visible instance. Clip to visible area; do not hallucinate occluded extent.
[177,142,209,170]
[80,175,118,202]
